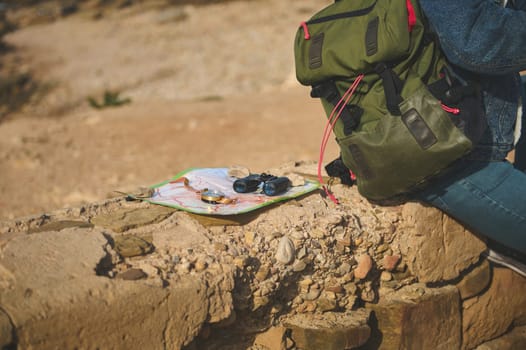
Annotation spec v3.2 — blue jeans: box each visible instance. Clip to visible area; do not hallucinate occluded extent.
[414,160,526,255]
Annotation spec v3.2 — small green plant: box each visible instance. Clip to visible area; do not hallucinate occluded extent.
[87,90,131,109]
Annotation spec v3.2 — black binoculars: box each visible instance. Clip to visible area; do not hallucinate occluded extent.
[233,173,291,196]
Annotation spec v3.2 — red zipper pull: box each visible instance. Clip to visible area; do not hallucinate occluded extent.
[300,21,311,40]
[406,0,417,32]
[441,103,460,115]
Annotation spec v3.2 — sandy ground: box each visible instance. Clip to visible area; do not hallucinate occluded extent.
[0,0,338,220]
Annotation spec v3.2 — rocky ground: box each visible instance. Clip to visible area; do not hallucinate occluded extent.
[0,0,335,220]
[2,2,526,350]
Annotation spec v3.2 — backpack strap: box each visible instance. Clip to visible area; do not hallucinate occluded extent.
[375,63,404,115]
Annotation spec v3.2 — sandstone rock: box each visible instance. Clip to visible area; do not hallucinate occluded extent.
[283,310,371,350]
[253,326,287,350]
[0,226,235,350]
[27,220,93,233]
[91,206,174,233]
[317,295,337,312]
[115,268,147,280]
[475,325,526,350]
[400,203,486,282]
[462,267,526,350]
[367,284,461,350]
[0,309,13,348]
[354,254,373,280]
[113,234,154,257]
[456,260,491,300]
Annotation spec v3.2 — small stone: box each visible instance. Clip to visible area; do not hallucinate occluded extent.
[317,297,337,312]
[299,277,314,289]
[354,254,373,280]
[310,228,326,239]
[276,236,295,265]
[304,301,317,313]
[380,271,393,281]
[253,296,270,311]
[255,265,270,281]
[253,326,287,350]
[360,287,376,302]
[337,262,352,276]
[194,260,207,272]
[244,231,255,246]
[297,247,308,260]
[227,165,250,178]
[383,255,401,272]
[116,268,147,280]
[344,282,358,295]
[376,244,390,254]
[325,284,344,294]
[304,288,321,301]
[214,242,228,252]
[113,235,154,258]
[286,173,306,187]
[292,260,307,272]
[326,214,343,226]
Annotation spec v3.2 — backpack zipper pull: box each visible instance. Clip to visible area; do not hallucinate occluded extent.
[441,103,460,115]
[300,22,311,40]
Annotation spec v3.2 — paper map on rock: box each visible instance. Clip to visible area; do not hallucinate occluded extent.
[136,168,320,215]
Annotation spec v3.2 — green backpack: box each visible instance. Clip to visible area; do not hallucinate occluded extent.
[294,0,486,201]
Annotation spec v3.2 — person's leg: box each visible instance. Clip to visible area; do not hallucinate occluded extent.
[415,160,526,256]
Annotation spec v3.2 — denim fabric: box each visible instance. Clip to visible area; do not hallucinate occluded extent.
[413,1,526,254]
[415,160,526,255]
[420,0,526,161]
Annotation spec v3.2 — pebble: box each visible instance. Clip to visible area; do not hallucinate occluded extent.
[116,268,147,280]
[194,260,207,272]
[297,246,308,260]
[255,265,270,281]
[227,165,251,178]
[325,284,344,294]
[317,297,337,312]
[292,260,307,272]
[275,236,295,265]
[113,235,153,258]
[383,254,401,271]
[380,271,392,281]
[310,228,326,239]
[299,277,313,289]
[252,296,270,311]
[354,254,373,280]
[303,288,321,301]
[337,262,352,276]
[244,231,255,246]
[214,242,228,252]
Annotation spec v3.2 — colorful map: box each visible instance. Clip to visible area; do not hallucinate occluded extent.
[136,168,320,215]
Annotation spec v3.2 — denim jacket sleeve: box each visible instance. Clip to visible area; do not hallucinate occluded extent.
[420,0,526,74]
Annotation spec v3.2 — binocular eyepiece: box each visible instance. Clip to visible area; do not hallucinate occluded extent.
[233,173,291,196]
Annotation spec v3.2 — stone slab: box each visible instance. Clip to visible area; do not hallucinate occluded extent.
[367,284,461,350]
[283,309,371,350]
[0,225,234,350]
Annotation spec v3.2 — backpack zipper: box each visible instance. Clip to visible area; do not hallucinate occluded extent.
[300,1,377,40]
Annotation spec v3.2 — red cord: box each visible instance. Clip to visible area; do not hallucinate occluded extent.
[441,103,460,115]
[318,75,364,204]
[406,0,417,32]
[300,22,310,40]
